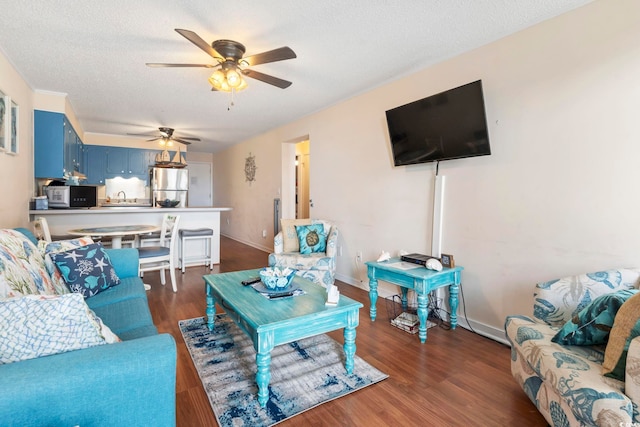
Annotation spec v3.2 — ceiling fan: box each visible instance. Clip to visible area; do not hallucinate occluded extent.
[146,28,297,92]
[127,127,200,146]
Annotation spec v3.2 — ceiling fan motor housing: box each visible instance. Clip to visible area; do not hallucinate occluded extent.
[212,40,246,62]
[158,127,174,138]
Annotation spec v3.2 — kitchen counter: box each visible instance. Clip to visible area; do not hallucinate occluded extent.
[29,206,232,265]
[30,206,232,214]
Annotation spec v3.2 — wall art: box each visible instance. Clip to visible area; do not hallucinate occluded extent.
[8,98,18,155]
[0,91,6,152]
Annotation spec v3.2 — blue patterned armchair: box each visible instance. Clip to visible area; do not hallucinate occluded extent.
[505,269,640,426]
[268,219,338,288]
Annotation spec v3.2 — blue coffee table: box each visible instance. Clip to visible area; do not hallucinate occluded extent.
[203,269,363,407]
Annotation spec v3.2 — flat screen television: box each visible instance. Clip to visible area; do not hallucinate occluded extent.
[385,80,491,166]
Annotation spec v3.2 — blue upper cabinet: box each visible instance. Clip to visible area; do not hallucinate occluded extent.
[84,145,159,184]
[104,146,156,180]
[34,110,83,179]
[84,145,107,184]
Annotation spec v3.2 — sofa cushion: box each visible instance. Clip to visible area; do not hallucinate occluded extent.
[0,293,118,364]
[51,243,121,299]
[85,276,146,309]
[505,315,634,424]
[551,289,638,346]
[268,252,334,271]
[39,236,94,295]
[295,224,327,254]
[0,229,57,299]
[91,296,155,338]
[603,292,640,380]
[533,269,640,327]
[280,218,312,252]
[85,277,154,338]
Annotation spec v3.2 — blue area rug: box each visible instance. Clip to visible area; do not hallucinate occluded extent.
[179,315,388,426]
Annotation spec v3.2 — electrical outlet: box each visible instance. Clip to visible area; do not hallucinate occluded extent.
[262,229,267,238]
[356,251,362,262]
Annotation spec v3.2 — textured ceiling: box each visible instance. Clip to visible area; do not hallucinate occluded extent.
[0,0,592,153]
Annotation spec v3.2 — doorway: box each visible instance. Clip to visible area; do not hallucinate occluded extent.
[281,136,310,220]
[295,140,310,219]
[187,161,213,207]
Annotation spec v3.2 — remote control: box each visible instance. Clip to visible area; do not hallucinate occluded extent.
[268,291,294,299]
[241,276,261,286]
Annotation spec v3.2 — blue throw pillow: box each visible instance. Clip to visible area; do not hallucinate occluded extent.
[295,224,327,254]
[551,289,638,346]
[51,243,121,298]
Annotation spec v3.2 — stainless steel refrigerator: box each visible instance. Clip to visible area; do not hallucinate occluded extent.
[150,167,189,207]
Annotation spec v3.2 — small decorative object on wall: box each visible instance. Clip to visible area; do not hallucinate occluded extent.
[9,99,18,155]
[440,254,455,268]
[244,152,257,184]
[0,90,7,152]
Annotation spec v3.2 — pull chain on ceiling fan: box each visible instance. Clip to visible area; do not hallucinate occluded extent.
[147,29,297,108]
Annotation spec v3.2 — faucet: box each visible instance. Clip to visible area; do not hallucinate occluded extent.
[117,191,126,202]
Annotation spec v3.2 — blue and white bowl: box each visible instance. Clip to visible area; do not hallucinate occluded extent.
[259,267,297,290]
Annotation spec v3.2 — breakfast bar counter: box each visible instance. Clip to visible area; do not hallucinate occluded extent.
[29,207,232,264]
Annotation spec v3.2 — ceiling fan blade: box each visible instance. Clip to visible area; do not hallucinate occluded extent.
[242,47,296,66]
[174,136,201,141]
[175,28,224,62]
[242,69,292,89]
[127,132,158,137]
[146,63,215,68]
[172,138,192,145]
[146,137,162,142]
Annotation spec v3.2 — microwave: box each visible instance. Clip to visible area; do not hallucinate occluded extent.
[45,185,98,208]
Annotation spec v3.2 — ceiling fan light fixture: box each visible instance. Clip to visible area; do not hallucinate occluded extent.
[208,69,225,90]
[226,69,241,87]
[208,68,247,93]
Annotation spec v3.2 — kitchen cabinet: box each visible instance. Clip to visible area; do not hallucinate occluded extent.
[104,147,149,179]
[82,146,177,184]
[84,145,107,184]
[34,110,83,179]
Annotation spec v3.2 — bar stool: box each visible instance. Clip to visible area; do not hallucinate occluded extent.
[178,228,214,273]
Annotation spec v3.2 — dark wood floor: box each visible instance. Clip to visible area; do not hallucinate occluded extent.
[145,236,547,426]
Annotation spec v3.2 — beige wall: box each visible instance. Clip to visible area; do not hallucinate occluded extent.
[0,47,34,228]
[213,0,640,342]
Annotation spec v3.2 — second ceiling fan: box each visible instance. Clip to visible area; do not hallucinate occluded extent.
[128,127,199,146]
[147,29,297,92]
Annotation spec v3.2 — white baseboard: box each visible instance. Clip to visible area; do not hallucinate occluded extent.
[221,233,272,254]
[453,316,509,346]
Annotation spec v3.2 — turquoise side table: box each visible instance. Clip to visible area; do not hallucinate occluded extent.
[366,258,463,343]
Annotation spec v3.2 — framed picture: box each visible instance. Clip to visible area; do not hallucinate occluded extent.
[8,99,18,155]
[0,91,7,152]
[440,253,455,268]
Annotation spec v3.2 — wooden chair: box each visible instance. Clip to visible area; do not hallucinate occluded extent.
[138,214,180,292]
[31,216,52,242]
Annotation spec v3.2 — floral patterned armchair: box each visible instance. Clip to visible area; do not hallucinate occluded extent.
[505,269,640,426]
[268,219,338,288]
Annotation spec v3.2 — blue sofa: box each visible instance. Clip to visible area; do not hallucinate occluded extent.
[0,229,177,426]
